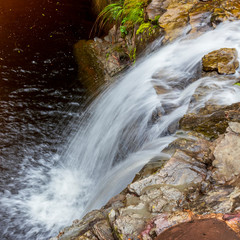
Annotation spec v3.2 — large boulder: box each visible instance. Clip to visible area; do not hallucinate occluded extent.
[202,48,239,75]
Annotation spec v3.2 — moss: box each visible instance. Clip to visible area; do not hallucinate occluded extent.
[136,22,151,35]
[74,40,105,94]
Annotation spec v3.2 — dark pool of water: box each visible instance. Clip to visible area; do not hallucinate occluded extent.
[0,0,95,239]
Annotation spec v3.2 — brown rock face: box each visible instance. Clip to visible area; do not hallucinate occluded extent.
[156,218,240,240]
[202,48,239,74]
[212,122,240,184]
[158,3,195,42]
[146,0,165,20]
[74,40,129,94]
[180,102,240,139]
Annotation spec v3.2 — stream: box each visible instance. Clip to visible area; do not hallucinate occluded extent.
[1,1,240,240]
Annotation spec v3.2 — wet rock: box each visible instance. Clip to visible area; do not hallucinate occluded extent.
[211,0,240,27]
[180,102,240,139]
[155,218,240,240]
[102,193,126,215]
[142,211,192,239]
[146,0,166,20]
[132,155,169,183]
[205,186,240,213]
[202,48,239,75]
[142,210,240,239]
[158,3,194,42]
[163,134,211,164]
[128,150,207,196]
[212,122,240,184]
[189,11,212,35]
[57,210,105,240]
[135,24,163,55]
[74,40,129,94]
[74,40,105,94]
[113,211,146,240]
[76,230,98,240]
[93,219,114,240]
[186,185,240,214]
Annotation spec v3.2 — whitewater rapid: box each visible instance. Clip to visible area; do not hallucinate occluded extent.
[1,21,240,239]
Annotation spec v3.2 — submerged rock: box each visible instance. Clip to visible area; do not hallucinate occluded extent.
[202,48,239,75]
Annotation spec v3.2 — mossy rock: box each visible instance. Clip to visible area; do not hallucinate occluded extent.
[180,103,240,139]
[74,40,105,94]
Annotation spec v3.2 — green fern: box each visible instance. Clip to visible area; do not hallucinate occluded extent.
[136,22,151,35]
[91,1,124,36]
[122,0,145,27]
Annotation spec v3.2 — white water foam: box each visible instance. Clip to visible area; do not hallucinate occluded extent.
[1,21,240,239]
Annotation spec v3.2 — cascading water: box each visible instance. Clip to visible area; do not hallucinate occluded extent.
[1,21,240,240]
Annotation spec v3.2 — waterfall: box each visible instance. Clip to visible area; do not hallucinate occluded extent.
[1,21,240,240]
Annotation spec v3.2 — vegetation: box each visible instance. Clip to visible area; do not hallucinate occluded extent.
[91,0,150,38]
[91,0,160,62]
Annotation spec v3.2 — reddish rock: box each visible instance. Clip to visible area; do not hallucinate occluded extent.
[156,218,240,240]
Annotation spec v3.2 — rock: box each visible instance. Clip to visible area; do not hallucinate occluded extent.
[57,210,105,240]
[158,3,194,42]
[202,48,239,74]
[75,230,98,240]
[93,219,114,240]
[74,40,105,94]
[113,213,146,240]
[155,218,240,240]
[128,150,207,196]
[146,0,165,20]
[74,40,129,94]
[205,186,240,213]
[180,102,240,139]
[142,211,192,239]
[189,11,212,34]
[135,24,163,54]
[211,0,240,27]
[212,122,240,184]
[163,134,211,164]
[229,122,240,134]
[186,185,240,214]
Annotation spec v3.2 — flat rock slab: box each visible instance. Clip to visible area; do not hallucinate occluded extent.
[156,218,240,240]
